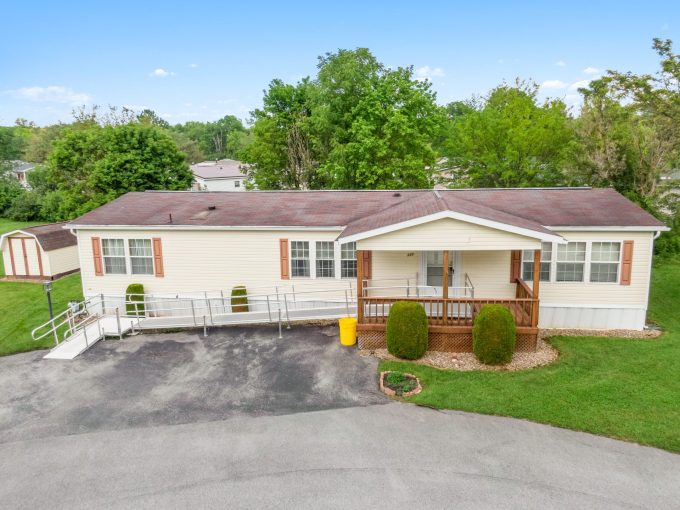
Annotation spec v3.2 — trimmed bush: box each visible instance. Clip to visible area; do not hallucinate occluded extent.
[386,301,428,360]
[125,283,145,316]
[231,285,249,313]
[472,304,517,365]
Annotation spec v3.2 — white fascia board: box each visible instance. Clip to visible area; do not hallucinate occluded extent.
[0,229,35,250]
[67,224,346,232]
[338,211,564,244]
[546,225,670,232]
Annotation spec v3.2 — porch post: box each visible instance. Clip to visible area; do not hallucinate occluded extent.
[532,249,541,327]
[357,249,364,323]
[441,250,449,300]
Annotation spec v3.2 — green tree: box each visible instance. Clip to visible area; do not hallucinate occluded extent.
[319,65,444,188]
[46,123,193,219]
[573,39,679,201]
[243,48,445,189]
[443,81,575,188]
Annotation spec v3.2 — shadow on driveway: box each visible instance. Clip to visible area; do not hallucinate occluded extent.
[0,324,385,443]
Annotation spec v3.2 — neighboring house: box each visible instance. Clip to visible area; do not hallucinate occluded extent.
[190,159,247,191]
[7,161,36,188]
[66,188,667,351]
[1,223,79,280]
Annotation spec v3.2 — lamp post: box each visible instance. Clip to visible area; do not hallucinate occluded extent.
[43,281,53,320]
[43,281,58,346]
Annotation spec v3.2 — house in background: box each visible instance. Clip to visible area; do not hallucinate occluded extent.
[8,161,36,188]
[1,223,80,280]
[190,159,247,191]
[65,188,667,352]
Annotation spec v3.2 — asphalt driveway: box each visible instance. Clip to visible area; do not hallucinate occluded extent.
[0,324,384,443]
[2,325,680,508]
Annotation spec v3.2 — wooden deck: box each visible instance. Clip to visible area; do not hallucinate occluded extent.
[356,278,540,352]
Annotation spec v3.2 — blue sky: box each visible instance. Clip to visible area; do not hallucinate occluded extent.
[1,0,677,126]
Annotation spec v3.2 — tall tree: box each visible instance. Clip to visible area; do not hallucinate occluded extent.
[443,81,575,188]
[45,123,193,219]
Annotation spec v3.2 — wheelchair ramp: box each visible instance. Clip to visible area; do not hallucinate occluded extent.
[43,317,136,360]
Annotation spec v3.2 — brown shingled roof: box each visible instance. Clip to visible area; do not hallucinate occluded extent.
[69,188,666,237]
[17,223,76,251]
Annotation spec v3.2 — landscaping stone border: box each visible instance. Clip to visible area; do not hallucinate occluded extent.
[379,371,422,397]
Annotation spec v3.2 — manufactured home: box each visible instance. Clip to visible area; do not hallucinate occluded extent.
[1,222,80,280]
[65,188,667,351]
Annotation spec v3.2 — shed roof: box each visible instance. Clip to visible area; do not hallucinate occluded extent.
[69,188,666,239]
[2,222,76,251]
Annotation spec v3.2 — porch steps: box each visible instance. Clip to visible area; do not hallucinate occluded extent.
[43,317,137,360]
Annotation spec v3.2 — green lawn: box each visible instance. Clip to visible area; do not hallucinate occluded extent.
[0,218,44,276]
[0,274,84,356]
[381,257,680,453]
[0,217,84,356]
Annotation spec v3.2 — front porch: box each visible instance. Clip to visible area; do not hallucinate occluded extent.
[355,249,542,352]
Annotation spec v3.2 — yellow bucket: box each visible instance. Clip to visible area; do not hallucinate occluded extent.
[338,317,357,346]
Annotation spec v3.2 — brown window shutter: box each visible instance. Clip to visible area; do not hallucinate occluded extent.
[620,240,634,285]
[279,239,290,280]
[152,238,164,277]
[363,250,372,279]
[510,250,521,282]
[92,237,103,276]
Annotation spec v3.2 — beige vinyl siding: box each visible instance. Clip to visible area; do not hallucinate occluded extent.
[460,251,515,298]
[78,229,349,297]
[357,218,542,251]
[369,251,419,296]
[47,245,79,276]
[2,246,12,275]
[538,231,653,307]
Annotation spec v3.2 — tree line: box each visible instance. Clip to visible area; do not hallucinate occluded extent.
[0,38,678,253]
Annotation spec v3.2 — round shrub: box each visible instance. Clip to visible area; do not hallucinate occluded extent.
[125,283,145,316]
[386,301,428,360]
[231,285,249,313]
[472,304,517,365]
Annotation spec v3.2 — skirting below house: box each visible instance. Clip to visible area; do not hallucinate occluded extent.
[357,325,539,352]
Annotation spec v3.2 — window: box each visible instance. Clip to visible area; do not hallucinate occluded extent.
[315,241,335,278]
[129,239,154,275]
[234,180,240,188]
[426,251,453,287]
[290,241,310,277]
[341,242,357,278]
[102,239,126,274]
[556,242,586,282]
[522,243,553,282]
[590,242,621,283]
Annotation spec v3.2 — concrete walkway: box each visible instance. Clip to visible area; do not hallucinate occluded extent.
[1,403,678,509]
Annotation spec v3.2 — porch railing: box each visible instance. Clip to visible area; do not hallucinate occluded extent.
[358,278,538,328]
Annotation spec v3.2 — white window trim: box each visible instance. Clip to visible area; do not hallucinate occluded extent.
[339,241,358,280]
[290,240,312,279]
[289,240,357,280]
[101,238,156,277]
[521,243,553,282]
[102,238,127,275]
[588,241,623,285]
[537,240,625,285]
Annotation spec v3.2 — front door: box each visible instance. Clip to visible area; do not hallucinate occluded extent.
[424,251,456,297]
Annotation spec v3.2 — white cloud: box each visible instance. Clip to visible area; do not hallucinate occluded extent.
[6,85,92,104]
[189,63,199,68]
[150,68,175,78]
[570,79,592,90]
[497,58,505,64]
[541,79,568,89]
[583,66,601,75]
[414,65,445,81]
[555,60,567,67]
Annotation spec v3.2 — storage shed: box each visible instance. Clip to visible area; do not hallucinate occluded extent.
[1,223,79,280]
